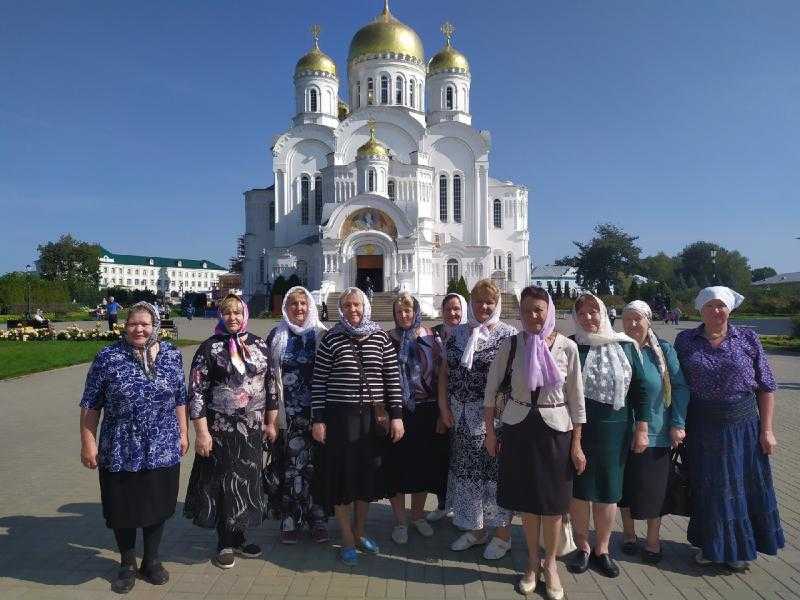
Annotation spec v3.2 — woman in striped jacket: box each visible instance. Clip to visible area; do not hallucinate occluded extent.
[311,287,404,566]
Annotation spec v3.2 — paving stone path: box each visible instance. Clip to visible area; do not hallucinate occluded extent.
[0,320,798,599]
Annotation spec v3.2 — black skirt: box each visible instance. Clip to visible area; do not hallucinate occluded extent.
[386,402,446,495]
[313,403,390,513]
[99,465,180,529]
[618,446,670,519]
[497,409,573,516]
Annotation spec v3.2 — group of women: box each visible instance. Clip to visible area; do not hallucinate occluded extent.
[80,282,784,597]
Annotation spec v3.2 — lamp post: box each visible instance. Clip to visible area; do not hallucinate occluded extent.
[710,249,718,283]
[25,264,32,318]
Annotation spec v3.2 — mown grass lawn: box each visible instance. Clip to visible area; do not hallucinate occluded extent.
[0,339,200,380]
[760,336,800,352]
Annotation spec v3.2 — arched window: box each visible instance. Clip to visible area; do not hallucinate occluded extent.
[507,252,513,281]
[380,75,389,104]
[453,174,462,223]
[300,175,310,224]
[447,258,459,284]
[409,79,415,108]
[388,179,396,202]
[355,81,361,108]
[439,174,448,222]
[367,78,374,104]
[314,176,323,224]
[445,85,454,110]
[395,75,404,105]
[309,89,318,112]
[493,198,502,228]
[368,169,376,192]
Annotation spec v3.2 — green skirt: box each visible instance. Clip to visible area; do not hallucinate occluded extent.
[572,398,631,503]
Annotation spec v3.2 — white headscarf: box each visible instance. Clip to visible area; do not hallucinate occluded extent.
[574,294,638,411]
[694,286,745,312]
[270,286,326,369]
[623,300,671,407]
[460,294,502,370]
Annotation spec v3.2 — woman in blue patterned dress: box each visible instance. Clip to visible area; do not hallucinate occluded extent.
[675,286,784,571]
[79,302,188,594]
[264,286,329,545]
[438,279,517,560]
[184,294,277,570]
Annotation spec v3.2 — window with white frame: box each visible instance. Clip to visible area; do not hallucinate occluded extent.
[395,75,404,105]
[387,179,396,202]
[309,88,318,112]
[269,201,275,231]
[300,175,310,225]
[446,258,459,284]
[368,169,376,192]
[380,75,389,104]
[409,79,415,108]
[445,85,455,110]
[453,174,462,223]
[439,174,448,222]
[367,78,374,104]
[493,198,503,228]
[314,176,323,224]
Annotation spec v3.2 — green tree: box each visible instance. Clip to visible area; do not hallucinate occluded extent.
[626,279,641,302]
[751,267,777,282]
[554,280,563,299]
[639,252,679,288]
[547,281,555,297]
[563,281,571,298]
[676,242,751,291]
[228,235,245,273]
[37,234,101,303]
[447,276,470,300]
[564,223,641,295]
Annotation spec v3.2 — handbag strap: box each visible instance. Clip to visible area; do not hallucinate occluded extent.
[348,338,376,406]
[499,335,518,391]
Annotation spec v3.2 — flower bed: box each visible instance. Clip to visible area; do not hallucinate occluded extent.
[0,324,174,342]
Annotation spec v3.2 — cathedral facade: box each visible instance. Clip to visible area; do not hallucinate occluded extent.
[243,2,530,315]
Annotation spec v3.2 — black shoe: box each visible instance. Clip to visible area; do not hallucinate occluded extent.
[138,561,169,585]
[641,547,662,565]
[590,552,620,578]
[111,564,136,594]
[235,543,262,558]
[566,549,590,574]
[621,538,639,556]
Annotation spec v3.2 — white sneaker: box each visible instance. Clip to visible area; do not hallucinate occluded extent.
[450,531,487,551]
[412,518,434,537]
[426,509,447,522]
[483,536,511,560]
[391,524,409,545]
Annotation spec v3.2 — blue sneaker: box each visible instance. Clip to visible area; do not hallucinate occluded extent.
[339,547,358,566]
[356,536,380,554]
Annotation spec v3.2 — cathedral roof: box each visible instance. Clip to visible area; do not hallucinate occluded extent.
[348,1,425,65]
[295,26,337,78]
[357,121,389,158]
[428,22,469,75]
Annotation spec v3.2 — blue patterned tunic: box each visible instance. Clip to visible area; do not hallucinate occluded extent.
[80,341,187,472]
[281,331,316,413]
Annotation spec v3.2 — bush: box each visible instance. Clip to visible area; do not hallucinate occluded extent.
[793,316,800,337]
[447,276,470,301]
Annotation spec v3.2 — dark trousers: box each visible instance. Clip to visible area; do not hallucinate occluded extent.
[113,520,165,565]
[108,314,118,330]
[216,522,245,551]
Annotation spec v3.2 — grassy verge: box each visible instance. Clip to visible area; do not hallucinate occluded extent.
[760,336,800,352]
[0,339,201,380]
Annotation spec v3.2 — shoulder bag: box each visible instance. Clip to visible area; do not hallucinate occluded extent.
[493,335,518,426]
[348,338,391,435]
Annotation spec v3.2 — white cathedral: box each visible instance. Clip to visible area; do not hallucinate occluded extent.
[243,1,530,315]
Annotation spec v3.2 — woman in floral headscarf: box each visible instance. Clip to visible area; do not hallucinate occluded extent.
[567,293,648,579]
[184,294,277,570]
[385,293,443,545]
[263,286,329,545]
[79,302,188,594]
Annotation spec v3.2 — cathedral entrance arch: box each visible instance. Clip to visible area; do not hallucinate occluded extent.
[341,231,396,294]
[356,248,383,293]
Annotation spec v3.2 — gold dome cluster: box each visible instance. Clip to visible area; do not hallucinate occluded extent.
[295,25,337,78]
[348,1,425,65]
[357,121,389,158]
[428,22,469,75]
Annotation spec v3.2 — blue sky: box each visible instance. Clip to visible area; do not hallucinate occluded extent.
[1,0,798,275]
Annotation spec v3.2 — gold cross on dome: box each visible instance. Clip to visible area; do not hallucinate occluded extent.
[367,118,377,139]
[310,24,321,48]
[441,21,455,46]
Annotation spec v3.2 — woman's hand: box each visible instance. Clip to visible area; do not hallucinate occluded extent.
[435,417,448,434]
[262,422,278,444]
[669,427,686,448]
[484,429,498,457]
[312,423,326,444]
[571,444,587,475]
[179,433,189,456]
[632,427,649,454]
[760,429,777,455]
[195,431,213,457]
[439,406,454,429]
[80,440,98,469]
[390,418,405,443]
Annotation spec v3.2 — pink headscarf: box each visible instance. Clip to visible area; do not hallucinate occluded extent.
[524,291,565,392]
[215,295,251,375]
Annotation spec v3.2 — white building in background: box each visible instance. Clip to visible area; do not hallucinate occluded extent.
[98,247,228,297]
[530,265,583,297]
[243,2,530,314]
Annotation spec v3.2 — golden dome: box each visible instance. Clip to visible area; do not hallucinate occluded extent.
[348,1,424,64]
[428,22,469,75]
[295,25,337,77]
[357,121,389,158]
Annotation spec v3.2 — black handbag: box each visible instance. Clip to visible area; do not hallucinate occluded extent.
[662,443,691,517]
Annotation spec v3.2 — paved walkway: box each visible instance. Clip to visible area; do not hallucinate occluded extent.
[0,321,798,599]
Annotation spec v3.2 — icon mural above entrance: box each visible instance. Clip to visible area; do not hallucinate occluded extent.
[340,208,398,240]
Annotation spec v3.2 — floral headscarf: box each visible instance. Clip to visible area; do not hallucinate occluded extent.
[393,295,423,411]
[215,295,253,375]
[124,301,161,379]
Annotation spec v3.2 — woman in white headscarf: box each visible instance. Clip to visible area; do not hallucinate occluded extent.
[438,279,518,560]
[566,293,649,579]
[675,287,783,572]
[617,300,689,565]
[263,286,328,545]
